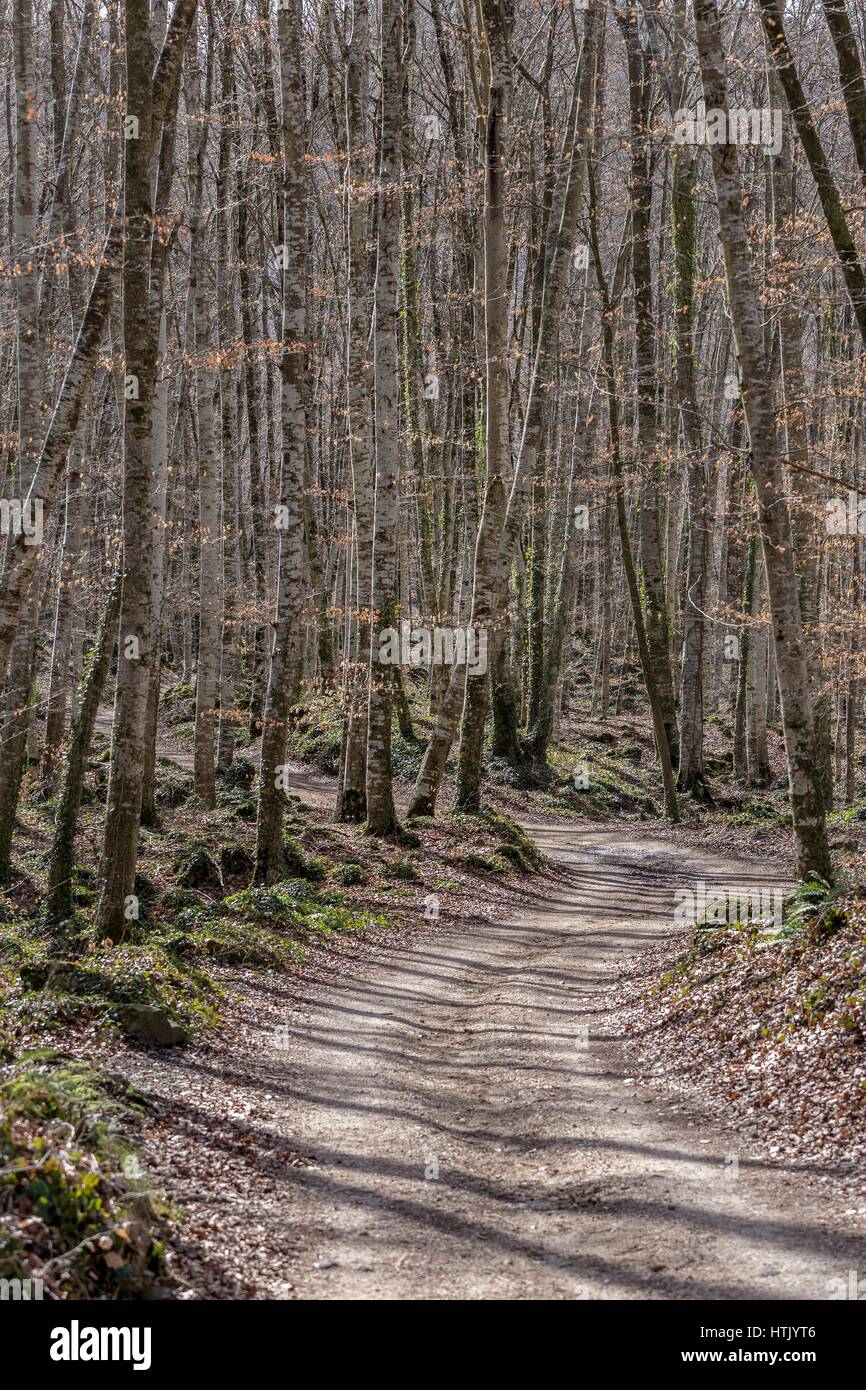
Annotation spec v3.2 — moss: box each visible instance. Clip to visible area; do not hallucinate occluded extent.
[494,842,533,873]
[0,1051,172,1298]
[159,887,206,914]
[332,862,368,886]
[463,850,509,875]
[162,681,195,703]
[172,841,222,891]
[161,683,196,726]
[387,858,420,881]
[173,880,389,965]
[216,757,256,793]
[477,809,543,869]
[155,760,194,808]
[219,842,254,879]
[14,945,220,1035]
[282,834,327,881]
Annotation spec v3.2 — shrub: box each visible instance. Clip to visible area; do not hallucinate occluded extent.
[219,842,254,879]
[388,858,420,881]
[0,1052,171,1298]
[282,834,327,881]
[463,850,508,874]
[332,862,368,886]
[155,760,193,808]
[495,842,533,873]
[216,757,256,792]
[172,841,222,891]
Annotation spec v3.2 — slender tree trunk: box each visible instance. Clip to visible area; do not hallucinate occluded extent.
[42,455,82,789]
[0,0,43,881]
[695,0,832,881]
[254,0,309,881]
[217,35,240,769]
[453,0,514,813]
[45,571,122,931]
[97,0,195,937]
[618,3,679,771]
[746,556,771,787]
[364,0,403,836]
[588,156,680,823]
[671,134,710,799]
[189,34,220,808]
[336,0,374,823]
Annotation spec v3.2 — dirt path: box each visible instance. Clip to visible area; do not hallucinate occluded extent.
[97,730,864,1297]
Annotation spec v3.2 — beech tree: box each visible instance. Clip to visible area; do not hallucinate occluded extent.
[4,0,865,908]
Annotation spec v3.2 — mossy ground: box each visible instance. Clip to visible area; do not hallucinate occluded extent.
[616,885,866,1164]
[1,682,557,1297]
[0,1050,172,1298]
[288,682,866,850]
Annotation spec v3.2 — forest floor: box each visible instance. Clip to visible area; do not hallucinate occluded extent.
[3,686,865,1299]
[79,755,866,1300]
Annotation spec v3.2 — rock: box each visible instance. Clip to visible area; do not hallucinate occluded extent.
[20,959,79,991]
[118,1004,188,1047]
[833,835,861,852]
[220,843,254,878]
[174,843,222,890]
[217,757,256,792]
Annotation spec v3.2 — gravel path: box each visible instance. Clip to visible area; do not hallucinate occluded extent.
[105,787,865,1299]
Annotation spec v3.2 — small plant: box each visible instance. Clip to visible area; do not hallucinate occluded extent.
[333,862,368,886]
[282,835,326,881]
[172,841,222,892]
[216,757,256,792]
[388,858,420,881]
[494,842,534,873]
[783,876,846,942]
[0,1053,171,1298]
[463,850,508,874]
[155,759,193,808]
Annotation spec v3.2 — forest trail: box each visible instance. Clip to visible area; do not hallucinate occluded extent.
[96,718,865,1298]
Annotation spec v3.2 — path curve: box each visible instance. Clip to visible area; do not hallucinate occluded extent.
[97,729,864,1298]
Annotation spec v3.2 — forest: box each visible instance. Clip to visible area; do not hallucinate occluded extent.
[1,0,866,1315]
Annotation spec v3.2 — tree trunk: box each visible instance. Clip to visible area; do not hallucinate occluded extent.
[364,0,403,837]
[254,0,309,881]
[42,455,82,789]
[45,571,122,931]
[695,0,832,882]
[336,0,374,823]
[97,0,195,937]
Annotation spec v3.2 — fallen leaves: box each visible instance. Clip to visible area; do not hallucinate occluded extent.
[609,903,866,1175]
